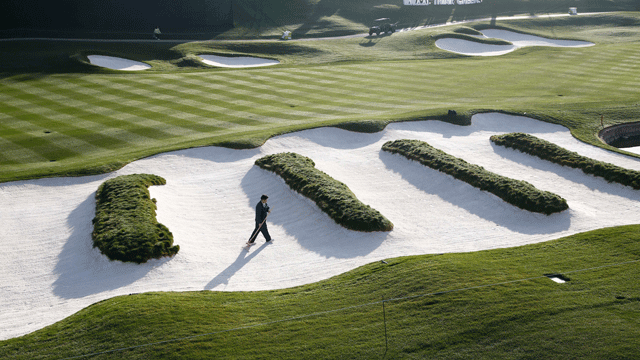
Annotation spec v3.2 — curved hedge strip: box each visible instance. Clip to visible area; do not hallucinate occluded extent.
[491,133,640,190]
[255,152,394,232]
[382,139,568,215]
[92,174,179,263]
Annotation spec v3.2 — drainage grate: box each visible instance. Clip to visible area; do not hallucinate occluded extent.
[544,273,569,283]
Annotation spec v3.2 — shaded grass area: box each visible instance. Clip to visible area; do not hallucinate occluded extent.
[92,174,178,263]
[491,132,640,190]
[255,152,393,231]
[1,224,638,359]
[383,139,569,215]
[228,0,639,39]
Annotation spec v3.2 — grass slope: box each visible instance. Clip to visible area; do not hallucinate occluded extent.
[1,225,638,359]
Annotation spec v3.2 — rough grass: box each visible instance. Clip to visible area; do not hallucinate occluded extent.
[2,224,639,359]
[382,139,569,215]
[92,173,179,263]
[255,152,394,231]
[491,132,640,189]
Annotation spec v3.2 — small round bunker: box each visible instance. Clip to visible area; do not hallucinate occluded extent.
[599,122,640,149]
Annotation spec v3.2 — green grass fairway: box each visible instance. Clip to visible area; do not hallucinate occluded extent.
[1,225,638,359]
[1,13,640,183]
[1,3,640,359]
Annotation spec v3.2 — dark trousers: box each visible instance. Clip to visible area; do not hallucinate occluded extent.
[248,221,271,243]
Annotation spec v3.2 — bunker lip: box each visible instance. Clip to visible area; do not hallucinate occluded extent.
[198,54,280,68]
[87,55,151,71]
[436,29,594,56]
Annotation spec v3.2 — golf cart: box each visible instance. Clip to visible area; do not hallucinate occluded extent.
[369,18,397,36]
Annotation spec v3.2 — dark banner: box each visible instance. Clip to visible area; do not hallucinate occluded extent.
[1,0,233,32]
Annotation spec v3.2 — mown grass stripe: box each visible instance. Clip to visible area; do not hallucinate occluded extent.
[0,123,49,164]
[318,66,432,100]
[142,75,296,111]
[0,128,78,162]
[85,76,273,127]
[247,71,411,111]
[183,74,323,115]
[286,67,437,108]
[5,81,169,146]
[132,76,310,122]
[166,75,321,119]
[199,72,366,118]
[70,77,242,131]
[224,72,401,114]
[196,71,360,113]
[0,99,126,154]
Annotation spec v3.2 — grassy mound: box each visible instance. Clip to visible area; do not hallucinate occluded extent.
[92,174,178,263]
[491,133,640,190]
[382,139,568,215]
[2,224,639,359]
[255,152,393,232]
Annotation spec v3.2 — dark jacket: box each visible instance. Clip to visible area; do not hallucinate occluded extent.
[255,201,269,223]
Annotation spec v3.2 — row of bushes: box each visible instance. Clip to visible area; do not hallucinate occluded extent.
[382,139,569,215]
[255,152,394,232]
[92,174,179,263]
[491,133,640,190]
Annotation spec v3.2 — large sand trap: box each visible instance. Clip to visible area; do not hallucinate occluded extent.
[199,54,280,68]
[2,113,640,340]
[87,55,151,71]
[436,29,594,56]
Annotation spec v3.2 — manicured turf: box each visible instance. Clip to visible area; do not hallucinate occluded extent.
[1,225,638,359]
[2,13,640,184]
[1,3,639,358]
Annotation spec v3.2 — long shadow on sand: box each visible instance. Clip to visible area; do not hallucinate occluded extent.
[379,150,572,235]
[491,142,640,200]
[274,126,385,150]
[52,193,168,299]
[205,243,270,290]
[240,166,388,259]
[148,143,261,164]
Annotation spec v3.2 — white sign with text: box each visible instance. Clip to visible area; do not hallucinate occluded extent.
[403,0,482,5]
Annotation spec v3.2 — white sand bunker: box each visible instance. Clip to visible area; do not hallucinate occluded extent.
[87,55,151,71]
[436,29,594,56]
[198,54,280,68]
[2,113,640,340]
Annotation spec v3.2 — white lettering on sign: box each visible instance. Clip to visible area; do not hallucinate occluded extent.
[403,0,482,5]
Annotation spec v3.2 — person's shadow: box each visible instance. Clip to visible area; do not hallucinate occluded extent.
[205,243,270,290]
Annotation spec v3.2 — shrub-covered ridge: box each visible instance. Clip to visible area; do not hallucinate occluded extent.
[92,174,178,263]
[491,133,640,190]
[382,139,568,215]
[255,152,393,232]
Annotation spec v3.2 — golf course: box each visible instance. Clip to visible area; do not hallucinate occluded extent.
[1,0,639,358]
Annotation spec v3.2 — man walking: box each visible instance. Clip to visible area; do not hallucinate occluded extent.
[246,195,272,246]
